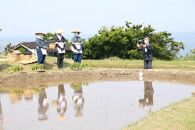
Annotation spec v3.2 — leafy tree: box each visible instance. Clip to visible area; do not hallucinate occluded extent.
[44,32,71,45]
[43,33,56,42]
[83,21,184,60]
[4,43,15,54]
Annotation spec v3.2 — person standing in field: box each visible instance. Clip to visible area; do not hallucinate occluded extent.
[35,32,48,64]
[55,29,66,69]
[71,30,83,63]
[137,37,153,69]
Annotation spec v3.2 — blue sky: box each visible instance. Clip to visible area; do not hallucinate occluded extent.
[0,0,195,53]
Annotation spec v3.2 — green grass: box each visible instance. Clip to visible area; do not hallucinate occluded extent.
[8,65,23,73]
[31,63,45,71]
[1,56,195,75]
[82,59,195,69]
[70,62,88,70]
[123,97,195,130]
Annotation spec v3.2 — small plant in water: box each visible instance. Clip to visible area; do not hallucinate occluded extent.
[32,64,45,71]
[70,63,88,70]
[8,65,23,73]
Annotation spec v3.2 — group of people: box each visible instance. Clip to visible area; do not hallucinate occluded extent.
[35,29,83,69]
[35,29,153,69]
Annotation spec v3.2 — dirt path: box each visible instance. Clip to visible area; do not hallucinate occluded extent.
[0,68,195,87]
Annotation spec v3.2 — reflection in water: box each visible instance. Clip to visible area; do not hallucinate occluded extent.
[38,88,49,121]
[8,89,23,104]
[0,99,3,130]
[57,84,67,120]
[23,89,33,101]
[139,81,154,112]
[71,83,85,117]
[0,81,195,130]
[6,88,36,103]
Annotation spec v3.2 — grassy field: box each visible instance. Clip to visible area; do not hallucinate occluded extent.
[82,59,195,69]
[123,97,195,130]
[1,56,195,74]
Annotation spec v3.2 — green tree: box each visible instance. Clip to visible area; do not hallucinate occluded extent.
[43,33,56,42]
[83,21,184,60]
[4,43,15,54]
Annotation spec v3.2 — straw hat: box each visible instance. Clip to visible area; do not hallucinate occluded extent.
[35,32,45,35]
[71,29,81,33]
[55,29,64,34]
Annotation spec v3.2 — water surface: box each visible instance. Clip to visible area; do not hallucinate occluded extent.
[0,81,195,130]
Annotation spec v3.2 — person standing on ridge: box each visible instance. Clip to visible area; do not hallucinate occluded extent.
[137,37,153,69]
[55,29,66,69]
[71,30,83,63]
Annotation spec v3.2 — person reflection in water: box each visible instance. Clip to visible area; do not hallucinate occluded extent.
[38,88,49,121]
[139,81,154,112]
[57,84,67,120]
[71,83,85,117]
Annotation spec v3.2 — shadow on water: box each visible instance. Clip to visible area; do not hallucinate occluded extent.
[0,81,194,130]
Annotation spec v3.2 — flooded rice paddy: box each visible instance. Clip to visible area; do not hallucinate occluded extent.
[0,80,195,130]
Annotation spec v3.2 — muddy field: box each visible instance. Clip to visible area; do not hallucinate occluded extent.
[0,69,195,87]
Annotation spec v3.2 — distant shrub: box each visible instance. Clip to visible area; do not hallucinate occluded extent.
[182,55,195,61]
[32,64,44,71]
[182,49,195,61]
[8,65,23,73]
[70,63,88,70]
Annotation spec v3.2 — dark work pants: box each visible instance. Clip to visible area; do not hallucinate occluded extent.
[73,53,82,63]
[57,53,65,68]
[144,60,153,69]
